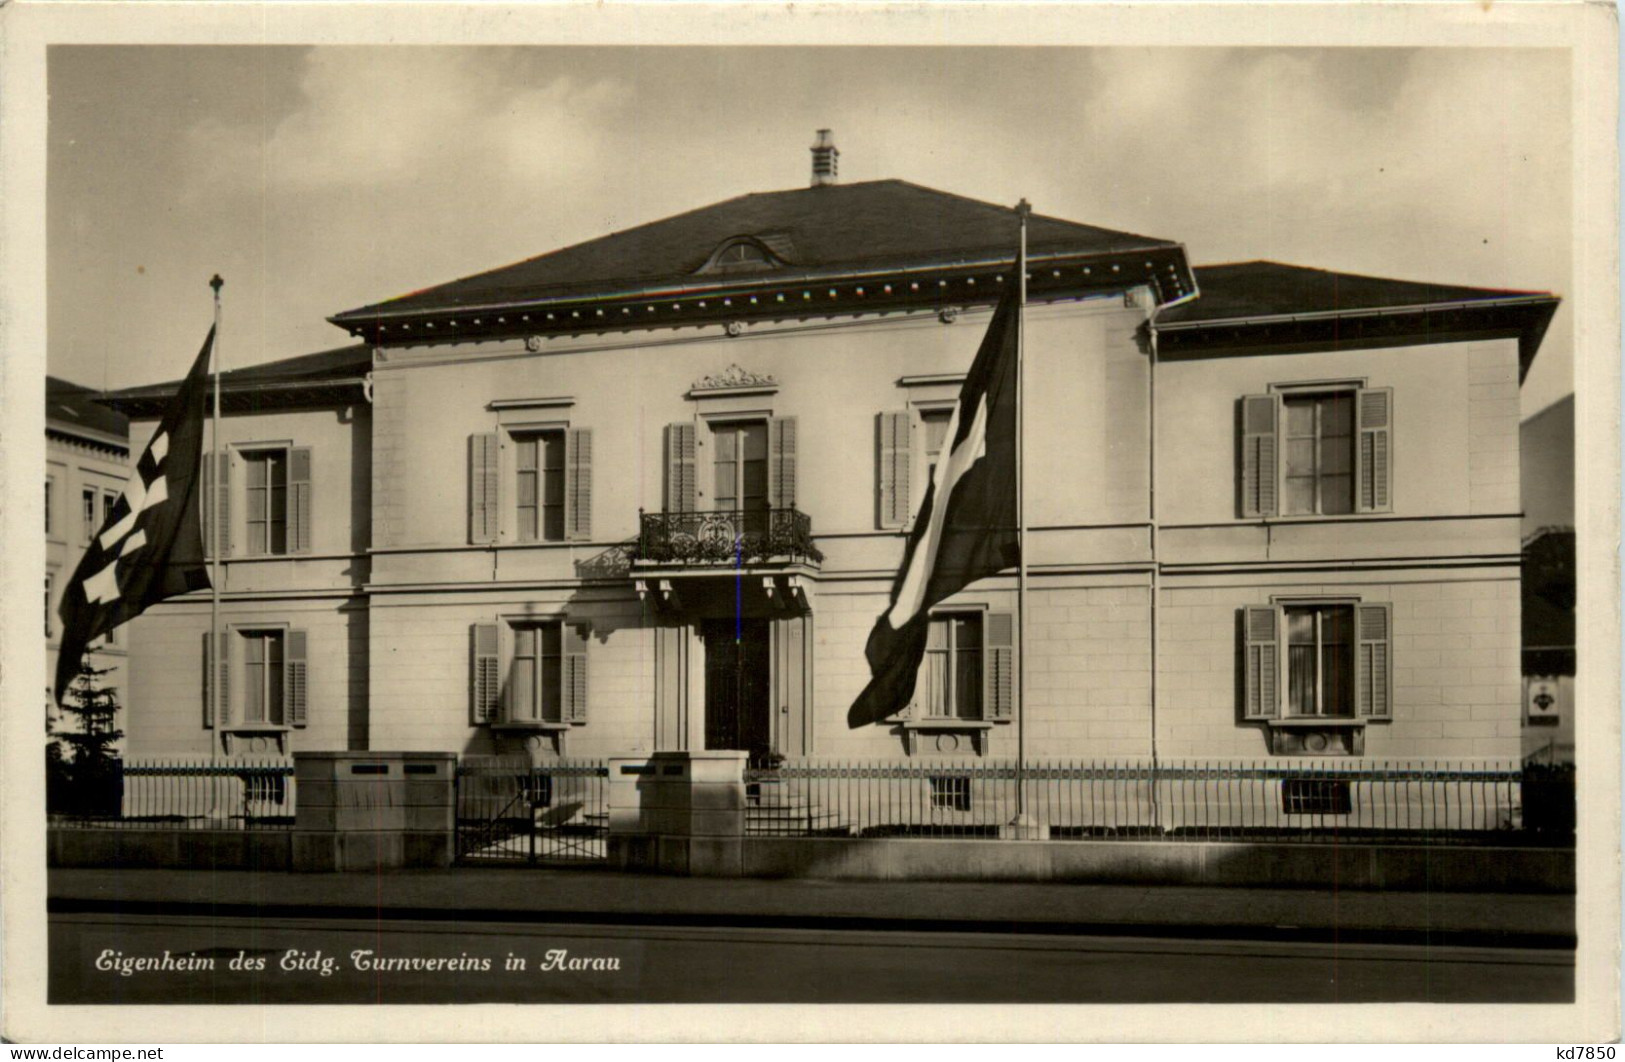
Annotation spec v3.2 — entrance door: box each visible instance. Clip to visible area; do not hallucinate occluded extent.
[703,617,773,765]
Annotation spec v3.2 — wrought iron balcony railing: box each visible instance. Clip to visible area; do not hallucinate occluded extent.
[634,508,823,567]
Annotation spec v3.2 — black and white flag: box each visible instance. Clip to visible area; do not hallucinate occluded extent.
[54,328,215,704]
[848,288,1021,727]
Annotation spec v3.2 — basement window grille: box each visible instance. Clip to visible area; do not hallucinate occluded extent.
[1281,779,1352,816]
[929,775,972,812]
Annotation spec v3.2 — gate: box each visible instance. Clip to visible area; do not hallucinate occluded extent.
[455,758,609,864]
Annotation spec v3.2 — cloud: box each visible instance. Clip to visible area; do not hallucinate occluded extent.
[183,48,634,196]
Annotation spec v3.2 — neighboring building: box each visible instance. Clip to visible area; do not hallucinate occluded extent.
[103,139,1559,797]
[1520,395,1576,763]
[46,376,131,733]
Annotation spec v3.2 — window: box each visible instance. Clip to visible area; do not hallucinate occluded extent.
[918,613,983,719]
[241,630,286,724]
[45,477,55,536]
[209,627,308,729]
[509,622,563,723]
[243,450,288,555]
[711,421,769,515]
[515,431,566,542]
[919,408,953,508]
[1284,604,1353,717]
[82,487,98,544]
[717,243,767,267]
[102,490,117,532]
[1242,602,1392,739]
[1283,392,1354,516]
[929,775,972,811]
[471,619,589,726]
[469,429,590,545]
[1282,779,1352,815]
[44,574,53,638]
[1240,387,1392,518]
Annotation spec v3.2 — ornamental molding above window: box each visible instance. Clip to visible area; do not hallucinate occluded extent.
[689,364,779,395]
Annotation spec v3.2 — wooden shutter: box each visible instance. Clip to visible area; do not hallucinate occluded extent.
[468,433,500,544]
[563,622,589,723]
[470,623,500,724]
[202,452,232,558]
[1356,387,1394,513]
[1355,603,1392,719]
[983,611,1015,720]
[566,427,593,540]
[1240,394,1279,518]
[876,411,911,529]
[216,629,233,727]
[1242,606,1280,720]
[768,416,798,509]
[665,422,697,513]
[285,629,308,727]
[202,632,214,728]
[288,446,313,553]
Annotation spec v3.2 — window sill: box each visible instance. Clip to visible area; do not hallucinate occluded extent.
[1267,718,1366,728]
[895,719,996,731]
[491,721,578,732]
[894,719,995,757]
[219,728,289,755]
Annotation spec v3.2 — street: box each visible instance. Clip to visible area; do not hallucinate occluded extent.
[50,910,1574,1004]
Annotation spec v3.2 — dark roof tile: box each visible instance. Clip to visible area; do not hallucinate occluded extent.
[332,179,1180,322]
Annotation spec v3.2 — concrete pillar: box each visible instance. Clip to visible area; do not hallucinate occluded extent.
[606,750,746,876]
[292,751,456,871]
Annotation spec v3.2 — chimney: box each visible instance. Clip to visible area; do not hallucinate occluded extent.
[810,129,839,187]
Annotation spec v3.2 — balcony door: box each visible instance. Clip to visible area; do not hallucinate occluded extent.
[711,420,769,538]
[702,617,773,766]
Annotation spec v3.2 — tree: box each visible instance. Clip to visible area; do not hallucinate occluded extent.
[47,659,124,817]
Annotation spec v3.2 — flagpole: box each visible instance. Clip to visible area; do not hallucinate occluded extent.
[209,274,223,762]
[1014,199,1031,827]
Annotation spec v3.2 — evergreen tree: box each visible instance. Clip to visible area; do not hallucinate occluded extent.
[49,659,124,816]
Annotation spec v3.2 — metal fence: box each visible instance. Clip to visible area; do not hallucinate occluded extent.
[48,758,297,830]
[455,758,610,863]
[744,759,1537,844]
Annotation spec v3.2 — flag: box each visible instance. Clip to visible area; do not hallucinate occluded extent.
[848,288,1021,727]
[54,327,215,705]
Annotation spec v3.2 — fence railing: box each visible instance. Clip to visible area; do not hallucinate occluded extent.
[455,758,610,863]
[634,507,823,566]
[745,759,1544,844]
[48,758,297,830]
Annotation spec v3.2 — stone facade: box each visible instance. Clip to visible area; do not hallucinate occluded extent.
[118,295,1529,769]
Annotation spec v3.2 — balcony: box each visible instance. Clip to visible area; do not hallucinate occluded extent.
[633,508,823,568]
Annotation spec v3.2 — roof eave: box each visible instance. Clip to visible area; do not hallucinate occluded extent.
[329,243,1196,342]
[101,377,369,418]
[1154,294,1560,379]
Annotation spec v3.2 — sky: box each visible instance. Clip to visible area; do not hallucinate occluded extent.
[47,45,1573,416]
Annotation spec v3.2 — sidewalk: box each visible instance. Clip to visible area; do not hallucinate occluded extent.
[48,865,1576,948]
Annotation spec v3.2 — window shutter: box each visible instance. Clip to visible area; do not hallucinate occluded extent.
[286,629,308,727]
[566,427,593,540]
[876,411,911,529]
[563,622,590,723]
[1240,394,1279,518]
[470,623,500,724]
[1356,387,1394,513]
[1242,606,1279,720]
[983,611,1015,720]
[202,452,233,558]
[216,629,233,727]
[1356,604,1392,719]
[288,446,313,553]
[202,632,214,728]
[665,422,697,513]
[768,416,798,509]
[468,433,500,544]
